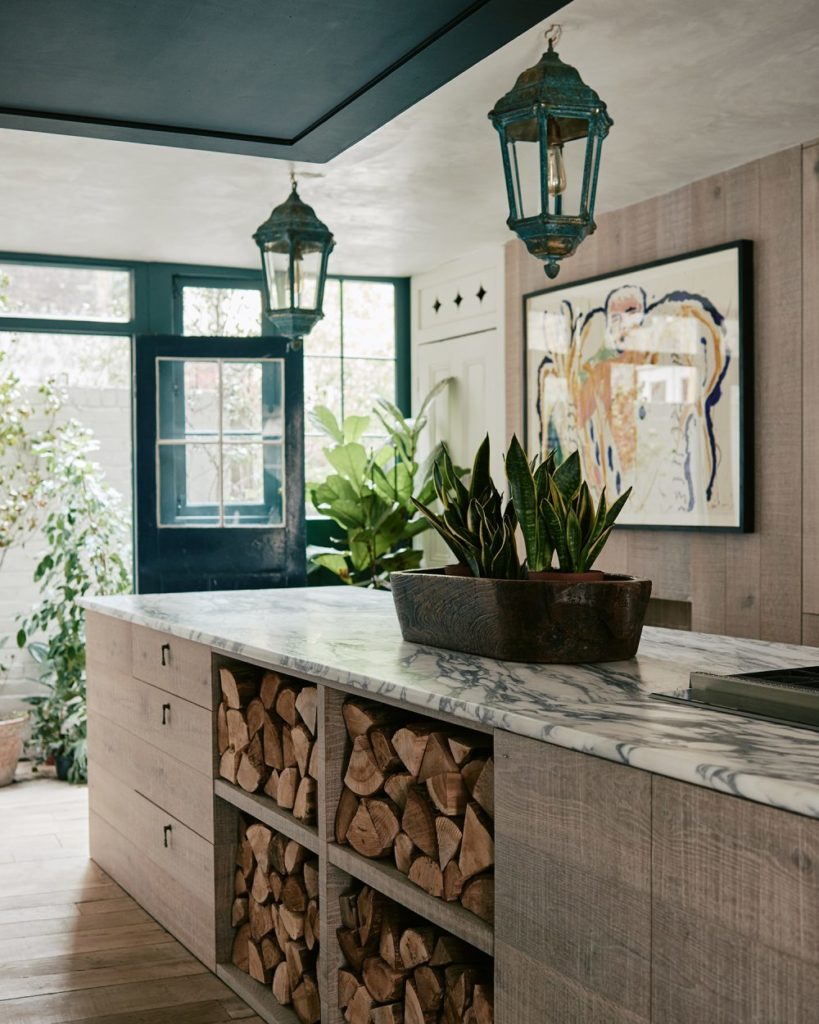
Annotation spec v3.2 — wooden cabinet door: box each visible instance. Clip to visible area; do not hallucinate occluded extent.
[494,734,652,1024]
[652,777,819,1023]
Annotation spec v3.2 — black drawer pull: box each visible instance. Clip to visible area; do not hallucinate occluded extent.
[163,824,172,848]
[161,702,171,725]
[160,642,170,666]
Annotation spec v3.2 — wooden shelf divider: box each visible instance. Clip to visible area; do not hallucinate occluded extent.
[213,778,320,855]
[216,963,302,1024]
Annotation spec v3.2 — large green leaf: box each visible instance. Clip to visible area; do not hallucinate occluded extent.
[553,450,581,499]
[342,414,371,444]
[310,552,352,581]
[308,405,344,443]
[326,443,368,493]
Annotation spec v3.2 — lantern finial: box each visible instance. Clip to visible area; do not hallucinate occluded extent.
[544,24,562,52]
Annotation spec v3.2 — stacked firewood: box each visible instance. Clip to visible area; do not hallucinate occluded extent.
[334,699,494,924]
[231,816,320,1024]
[218,663,318,825]
[337,884,494,1024]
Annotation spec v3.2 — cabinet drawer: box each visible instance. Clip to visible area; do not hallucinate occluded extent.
[87,667,213,777]
[131,625,213,709]
[87,712,214,841]
[89,766,216,968]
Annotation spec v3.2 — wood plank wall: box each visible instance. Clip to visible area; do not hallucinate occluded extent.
[505,144,816,644]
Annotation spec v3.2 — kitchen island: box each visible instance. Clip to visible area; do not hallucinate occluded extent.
[83,587,819,1024]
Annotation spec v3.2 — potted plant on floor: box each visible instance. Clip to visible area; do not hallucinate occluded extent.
[0,711,27,787]
[391,436,651,663]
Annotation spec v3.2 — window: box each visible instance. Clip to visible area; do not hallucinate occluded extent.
[304,278,398,488]
[0,262,131,322]
[181,285,262,337]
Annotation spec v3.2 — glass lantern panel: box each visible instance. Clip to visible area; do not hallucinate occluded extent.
[292,246,322,311]
[263,248,292,309]
[556,134,592,218]
[508,134,542,220]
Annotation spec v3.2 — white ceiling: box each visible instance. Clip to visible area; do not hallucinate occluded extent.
[1,0,818,278]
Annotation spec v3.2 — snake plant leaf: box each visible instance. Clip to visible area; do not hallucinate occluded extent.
[577,481,595,536]
[308,405,345,443]
[440,443,469,506]
[505,435,539,567]
[542,498,570,569]
[553,450,581,499]
[469,435,492,502]
[566,509,583,570]
[582,524,614,570]
[411,496,471,565]
[605,486,633,527]
[593,487,608,540]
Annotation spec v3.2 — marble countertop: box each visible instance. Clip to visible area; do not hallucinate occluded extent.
[83,587,819,820]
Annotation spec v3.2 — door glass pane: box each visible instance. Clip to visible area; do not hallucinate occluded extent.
[182,286,262,336]
[158,359,220,440]
[223,362,263,436]
[158,444,220,526]
[0,263,131,321]
[223,443,264,504]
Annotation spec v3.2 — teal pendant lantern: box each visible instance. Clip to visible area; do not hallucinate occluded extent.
[253,173,335,345]
[488,26,613,278]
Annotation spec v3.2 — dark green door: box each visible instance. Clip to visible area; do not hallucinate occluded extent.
[134,335,305,593]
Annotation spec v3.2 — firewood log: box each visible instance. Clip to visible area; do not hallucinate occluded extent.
[282,724,297,768]
[445,965,477,1018]
[443,860,464,902]
[308,739,319,780]
[220,749,242,785]
[276,683,301,727]
[263,768,280,802]
[392,723,435,776]
[291,723,313,777]
[342,697,398,739]
[217,703,229,755]
[220,665,257,708]
[402,788,438,858]
[269,832,288,874]
[339,890,359,930]
[280,906,305,941]
[231,922,250,971]
[234,867,248,896]
[417,732,459,782]
[379,915,405,969]
[270,870,283,902]
[249,897,273,941]
[246,823,273,873]
[473,982,494,1024]
[469,757,494,819]
[285,938,313,988]
[404,978,432,1024]
[346,797,400,858]
[295,686,317,735]
[370,1003,405,1024]
[293,776,317,823]
[304,898,319,951]
[429,935,471,966]
[356,885,384,946]
[272,960,292,1004]
[246,698,266,739]
[284,838,308,875]
[408,855,444,898]
[292,973,321,1024]
[346,983,375,1024]
[363,955,408,1002]
[398,925,435,969]
[335,785,360,844]
[303,859,319,900]
[263,714,284,770]
[344,734,386,796]
[277,766,299,809]
[281,873,307,912]
[460,758,485,796]
[448,733,488,766]
[231,896,248,927]
[435,816,463,870]
[236,734,265,793]
[460,873,494,924]
[384,771,415,811]
[414,964,444,1013]
[338,967,359,1009]
[260,670,283,710]
[273,904,289,952]
[371,727,402,772]
[251,865,272,904]
[426,772,467,816]
[247,937,271,983]
[261,935,283,970]
[458,803,494,880]
[337,927,372,973]
[236,836,254,879]
[394,831,416,874]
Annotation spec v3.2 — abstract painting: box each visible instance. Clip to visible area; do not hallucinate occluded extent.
[524,242,753,530]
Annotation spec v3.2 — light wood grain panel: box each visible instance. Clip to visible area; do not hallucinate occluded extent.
[803,142,819,619]
[85,613,132,672]
[494,732,651,1023]
[131,624,213,709]
[213,780,319,854]
[802,613,819,646]
[86,661,212,776]
[652,776,819,1023]
[87,712,214,841]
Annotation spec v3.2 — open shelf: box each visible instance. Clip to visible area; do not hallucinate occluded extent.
[216,963,300,1024]
[329,842,494,956]
[214,778,320,855]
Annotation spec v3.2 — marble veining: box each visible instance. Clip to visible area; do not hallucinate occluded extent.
[82,587,819,819]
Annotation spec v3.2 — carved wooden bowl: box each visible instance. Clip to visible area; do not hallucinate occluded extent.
[391,568,652,664]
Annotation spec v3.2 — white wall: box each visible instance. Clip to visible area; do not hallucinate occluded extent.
[0,385,132,716]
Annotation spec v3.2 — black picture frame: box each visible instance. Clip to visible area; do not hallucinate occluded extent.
[522,240,754,533]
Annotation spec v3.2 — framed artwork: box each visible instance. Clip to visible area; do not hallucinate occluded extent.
[524,241,754,532]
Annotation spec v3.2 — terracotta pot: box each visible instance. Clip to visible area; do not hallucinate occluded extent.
[0,713,28,787]
[527,569,606,583]
[391,568,652,664]
[443,563,473,577]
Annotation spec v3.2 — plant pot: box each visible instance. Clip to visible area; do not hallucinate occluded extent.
[55,754,74,782]
[0,713,28,787]
[443,563,473,577]
[527,569,606,583]
[391,568,652,663]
